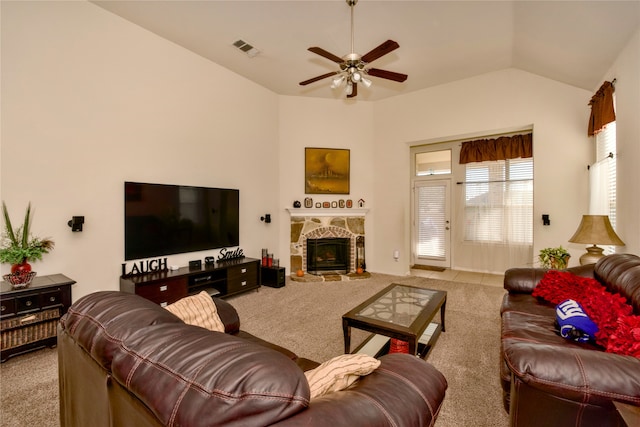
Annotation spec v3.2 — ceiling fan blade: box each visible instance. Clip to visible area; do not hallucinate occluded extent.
[308,47,344,64]
[367,68,408,82]
[347,82,358,98]
[361,40,400,64]
[299,72,339,86]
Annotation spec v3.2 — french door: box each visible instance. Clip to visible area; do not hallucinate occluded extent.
[413,180,451,268]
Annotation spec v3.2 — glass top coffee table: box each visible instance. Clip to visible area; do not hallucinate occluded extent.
[342,283,446,358]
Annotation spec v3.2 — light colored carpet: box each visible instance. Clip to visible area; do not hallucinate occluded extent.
[0,346,58,427]
[0,273,509,427]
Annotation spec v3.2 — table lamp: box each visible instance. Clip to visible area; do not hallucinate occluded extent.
[568,215,625,265]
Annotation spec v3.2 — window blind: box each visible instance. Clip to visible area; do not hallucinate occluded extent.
[596,122,617,226]
[416,184,446,258]
[464,158,533,243]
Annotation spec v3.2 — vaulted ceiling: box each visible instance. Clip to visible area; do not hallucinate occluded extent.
[93,1,640,101]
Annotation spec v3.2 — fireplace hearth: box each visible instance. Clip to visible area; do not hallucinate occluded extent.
[307,238,350,275]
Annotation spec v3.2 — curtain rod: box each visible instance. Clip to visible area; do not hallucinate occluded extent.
[456,178,532,185]
[587,152,614,170]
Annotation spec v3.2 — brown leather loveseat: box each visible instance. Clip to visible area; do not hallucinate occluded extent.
[58,291,447,427]
[500,253,640,427]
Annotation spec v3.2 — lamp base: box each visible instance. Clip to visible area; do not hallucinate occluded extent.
[579,245,605,265]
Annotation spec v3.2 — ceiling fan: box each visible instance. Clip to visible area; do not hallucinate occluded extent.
[299,0,407,98]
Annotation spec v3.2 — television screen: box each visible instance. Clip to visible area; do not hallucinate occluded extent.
[124,182,239,261]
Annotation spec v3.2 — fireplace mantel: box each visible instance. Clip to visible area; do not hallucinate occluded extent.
[286,208,369,217]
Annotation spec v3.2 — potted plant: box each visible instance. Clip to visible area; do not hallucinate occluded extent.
[538,246,571,270]
[1,201,54,287]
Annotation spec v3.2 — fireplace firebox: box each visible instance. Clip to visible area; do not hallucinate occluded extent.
[307,238,350,275]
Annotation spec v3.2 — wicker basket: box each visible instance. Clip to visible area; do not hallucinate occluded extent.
[2,271,37,289]
[0,308,61,350]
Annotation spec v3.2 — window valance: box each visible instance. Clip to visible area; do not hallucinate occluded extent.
[588,81,615,137]
[459,133,532,164]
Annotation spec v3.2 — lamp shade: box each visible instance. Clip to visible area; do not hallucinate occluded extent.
[568,215,625,246]
[569,215,624,265]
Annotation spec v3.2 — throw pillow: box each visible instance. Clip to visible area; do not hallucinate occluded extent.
[555,299,599,343]
[164,291,225,332]
[304,354,381,399]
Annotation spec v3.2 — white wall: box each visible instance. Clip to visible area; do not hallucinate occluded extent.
[601,28,640,254]
[372,69,593,275]
[1,2,281,300]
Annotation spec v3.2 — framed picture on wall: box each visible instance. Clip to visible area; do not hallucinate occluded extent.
[305,147,350,194]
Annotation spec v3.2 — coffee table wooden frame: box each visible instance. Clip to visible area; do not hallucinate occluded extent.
[342,283,446,358]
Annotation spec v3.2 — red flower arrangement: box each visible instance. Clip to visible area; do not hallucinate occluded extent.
[533,270,639,358]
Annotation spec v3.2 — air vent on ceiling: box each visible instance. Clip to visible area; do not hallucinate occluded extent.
[232,39,260,58]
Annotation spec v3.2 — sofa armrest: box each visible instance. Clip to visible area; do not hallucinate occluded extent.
[504,264,596,294]
[270,354,447,427]
[504,341,640,407]
[211,296,240,334]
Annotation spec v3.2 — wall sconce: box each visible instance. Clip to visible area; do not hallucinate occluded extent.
[68,216,84,232]
[260,214,271,224]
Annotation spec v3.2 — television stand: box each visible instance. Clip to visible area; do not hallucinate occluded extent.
[120,257,260,307]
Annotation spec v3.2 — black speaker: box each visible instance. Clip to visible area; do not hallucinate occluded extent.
[67,216,85,232]
[261,266,285,288]
[189,260,202,270]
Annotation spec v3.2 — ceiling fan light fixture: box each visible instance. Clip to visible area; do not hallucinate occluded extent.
[350,70,362,83]
[345,82,353,96]
[331,75,345,89]
[361,77,372,88]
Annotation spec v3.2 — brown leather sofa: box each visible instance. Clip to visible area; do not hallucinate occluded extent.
[58,291,447,427]
[501,253,640,427]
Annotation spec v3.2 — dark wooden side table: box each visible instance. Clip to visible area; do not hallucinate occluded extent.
[0,274,75,362]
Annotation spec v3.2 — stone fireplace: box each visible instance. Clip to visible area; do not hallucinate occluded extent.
[288,209,367,280]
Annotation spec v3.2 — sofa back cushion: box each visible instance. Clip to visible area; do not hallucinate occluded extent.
[595,254,640,313]
[59,291,182,370]
[111,323,310,427]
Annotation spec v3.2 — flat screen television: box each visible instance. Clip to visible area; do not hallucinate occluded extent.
[124,182,239,261]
